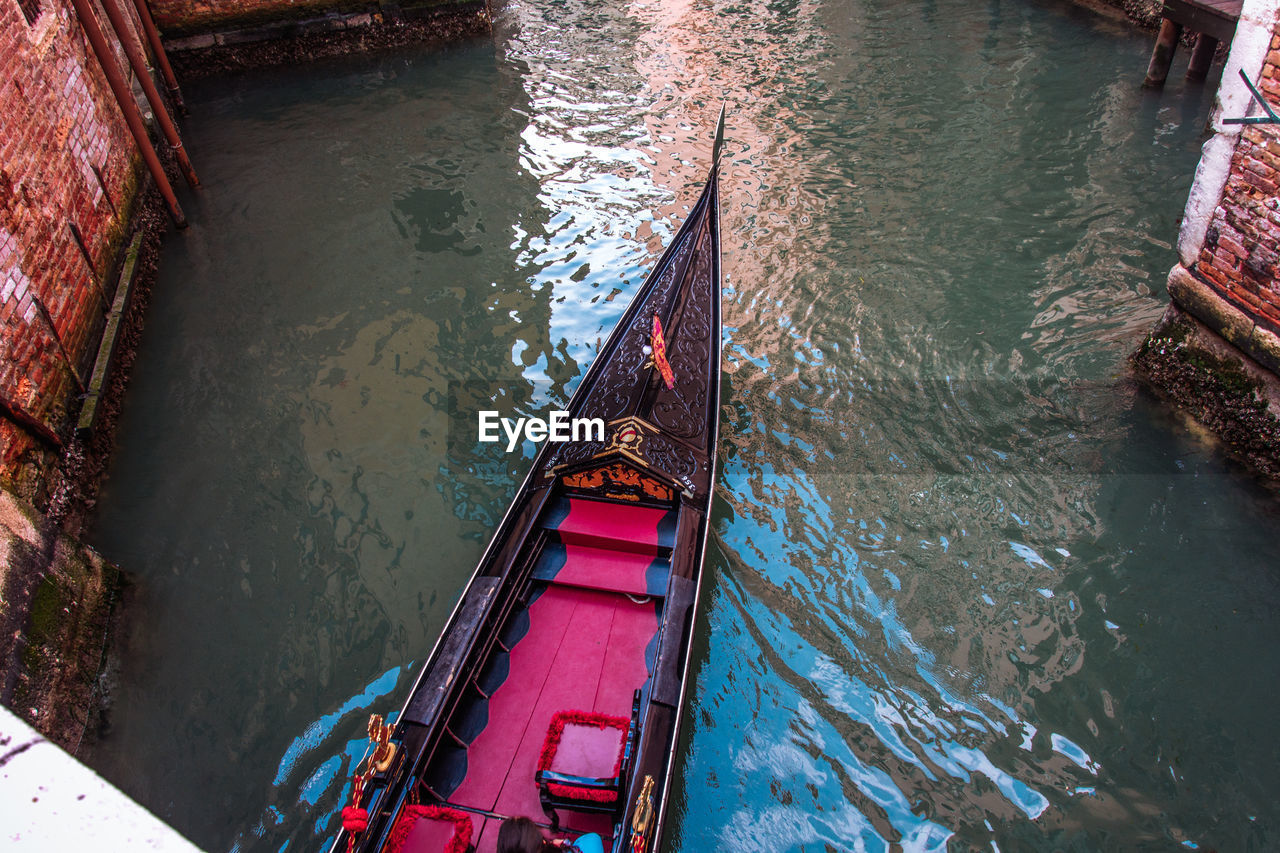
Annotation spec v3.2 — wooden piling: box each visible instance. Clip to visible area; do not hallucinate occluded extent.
[1144,19,1184,88]
[1143,0,1241,89]
[1187,34,1219,80]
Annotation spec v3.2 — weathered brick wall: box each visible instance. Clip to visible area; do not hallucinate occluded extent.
[1,0,143,472]
[1195,33,1280,334]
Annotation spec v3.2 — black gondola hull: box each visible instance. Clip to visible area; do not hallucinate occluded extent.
[333,161,721,853]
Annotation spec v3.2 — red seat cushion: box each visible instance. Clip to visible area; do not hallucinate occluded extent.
[538,711,628,803]
[385,804,473,853]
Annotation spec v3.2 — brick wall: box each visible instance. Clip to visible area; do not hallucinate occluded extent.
[1,0,144,472]
[1195,33,1280,334]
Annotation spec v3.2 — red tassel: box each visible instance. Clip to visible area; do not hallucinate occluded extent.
[343,806,370,834]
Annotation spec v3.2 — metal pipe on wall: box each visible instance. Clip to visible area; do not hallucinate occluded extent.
[0,393,64,449]
[30,293,87,396]
[127,0,187,115]
[68,0,187,227]
[67,222,112,312]
[98,0,199,189]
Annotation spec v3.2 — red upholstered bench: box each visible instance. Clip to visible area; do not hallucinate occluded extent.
[535,694,641,831]
[385,805,474,853]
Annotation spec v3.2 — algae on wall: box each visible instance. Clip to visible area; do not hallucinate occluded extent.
[0,490,123,754]
[150,0,487,36]
[1131,306,1280,479]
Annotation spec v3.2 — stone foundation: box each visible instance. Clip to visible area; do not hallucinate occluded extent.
[1133,0,1280,480]
[157,1,492,79]
[1132,301,1280,477]
[0,489,124,753]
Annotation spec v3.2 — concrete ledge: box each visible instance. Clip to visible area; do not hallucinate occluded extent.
[0,704,204,851]
[1166,262,1280,376]
[164,2,485,52]
[163,1,491,79]
[77,232,143,441]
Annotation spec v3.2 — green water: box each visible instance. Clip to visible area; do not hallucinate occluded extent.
[87,0,1280,850]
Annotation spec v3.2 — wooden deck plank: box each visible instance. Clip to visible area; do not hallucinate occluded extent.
[448,588,582,810]
[491,593,616,819]
[1163,0,1241,41]
[447,586,657,804]
[595,600,661,715]
[533,542,670,598]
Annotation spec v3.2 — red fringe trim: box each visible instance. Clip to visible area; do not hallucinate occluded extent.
[538,710,628,804]
[548,780,619,804]
[384,805,473,853]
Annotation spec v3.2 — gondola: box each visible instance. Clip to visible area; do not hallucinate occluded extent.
[329,110,724,853]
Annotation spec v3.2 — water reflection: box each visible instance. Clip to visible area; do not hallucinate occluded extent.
[84,0,1280,850]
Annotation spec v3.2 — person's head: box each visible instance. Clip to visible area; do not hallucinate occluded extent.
[497,816,556,853]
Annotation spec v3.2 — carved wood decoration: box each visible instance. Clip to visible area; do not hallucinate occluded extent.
[542,204,718,499]
[649,245,713,441]
[561,461,674,503]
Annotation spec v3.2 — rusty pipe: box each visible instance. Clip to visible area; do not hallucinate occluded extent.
[127,0,186,115]
[99,0,199,189]
[0,391,64,449]
[68,0,187,227]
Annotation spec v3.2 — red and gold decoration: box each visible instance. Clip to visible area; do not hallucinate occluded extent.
[562,461,673,502]
[384,805,473,853]
[630,775,656,853]
[648,314,676,390]
[341,715,399,851]
[604,416,648,457]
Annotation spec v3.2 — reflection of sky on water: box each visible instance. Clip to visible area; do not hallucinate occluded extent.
[512,76,674,402]
[233,665,407,851]
[697,452,1073,848]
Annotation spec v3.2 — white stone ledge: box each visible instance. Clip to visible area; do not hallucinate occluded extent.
[0,704,205,852]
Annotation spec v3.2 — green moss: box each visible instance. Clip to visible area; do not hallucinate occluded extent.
[9,538,126,748]
[1149,318,1265,401]
[26,575,63,643]
[1143,335,1266,406]
[16,574,67,706]
[1190,353,1259,399]
[99,157,145,276]
[1132,318,1280,479]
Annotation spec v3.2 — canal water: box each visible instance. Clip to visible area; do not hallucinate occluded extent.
[86,0,1280,849]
